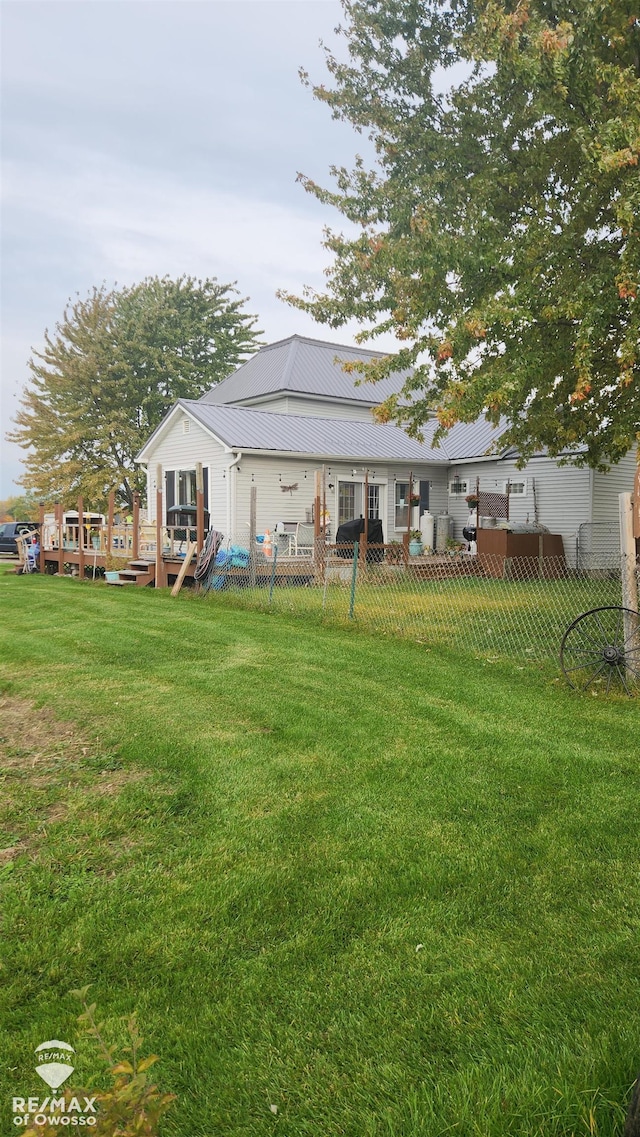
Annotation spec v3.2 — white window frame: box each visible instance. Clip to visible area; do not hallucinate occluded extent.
[337,480,385,527]
[448,478,469,497]
[504,478,527,496]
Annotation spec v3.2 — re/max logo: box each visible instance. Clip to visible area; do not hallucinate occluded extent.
[12,1097,98,1127]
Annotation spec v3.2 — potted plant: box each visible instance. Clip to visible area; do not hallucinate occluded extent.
[465,493,479,509]
[408,529,424,555]
[104,551,128,582]
[408,494,421,509]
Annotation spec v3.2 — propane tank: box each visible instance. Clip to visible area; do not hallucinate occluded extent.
[435,513,454,553]
[419,510,434,553]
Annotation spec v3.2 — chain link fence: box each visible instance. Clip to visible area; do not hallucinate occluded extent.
[195,531,633,666]
[576,520,621,575]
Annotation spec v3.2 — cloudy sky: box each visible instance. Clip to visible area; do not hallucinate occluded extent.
[1,0,392,499]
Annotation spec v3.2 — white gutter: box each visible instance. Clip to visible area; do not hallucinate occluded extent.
[226,451,242,537]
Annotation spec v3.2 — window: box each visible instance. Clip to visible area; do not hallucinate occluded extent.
[165,468,209,514]
[448,478,469,496]
[178,469,197,505]
[505,479,527,496]
[367,483,380,520]
[395,482,409,529]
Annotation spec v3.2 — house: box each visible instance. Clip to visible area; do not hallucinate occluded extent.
[136,334,635,565]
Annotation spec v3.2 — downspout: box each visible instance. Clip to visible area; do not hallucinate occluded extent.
[226,451,242,538]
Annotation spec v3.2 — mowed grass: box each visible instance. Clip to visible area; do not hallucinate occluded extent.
[0,569,638,1136]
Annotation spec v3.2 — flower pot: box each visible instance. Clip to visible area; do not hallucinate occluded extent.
[409,540,423,556]
[105,570,120,582]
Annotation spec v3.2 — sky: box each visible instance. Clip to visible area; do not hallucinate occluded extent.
[0,0,394,500]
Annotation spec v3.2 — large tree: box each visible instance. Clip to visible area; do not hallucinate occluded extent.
[9,276,262,508]
[282,0,639,468]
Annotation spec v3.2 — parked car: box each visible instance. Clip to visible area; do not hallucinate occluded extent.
[0,521,40,554]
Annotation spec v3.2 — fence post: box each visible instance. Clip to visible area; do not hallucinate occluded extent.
[619,492,639,674]
[348,540,359,619]
[56,502,64,575]
[77,496,85,579]
[155,465,165,588]
[132,492,140,561]
[269,542,278,604]
[249,484,257,588]
[196,462,204,555]
[107,492,114,561]
[39,502,46,573]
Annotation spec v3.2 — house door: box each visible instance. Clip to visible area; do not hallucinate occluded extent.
[338,481,363,525]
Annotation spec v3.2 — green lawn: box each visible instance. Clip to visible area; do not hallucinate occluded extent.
[1,569,638,1136]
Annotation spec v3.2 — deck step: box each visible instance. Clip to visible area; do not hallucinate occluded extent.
[106,559,156,587]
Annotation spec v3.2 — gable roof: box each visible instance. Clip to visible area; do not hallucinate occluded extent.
[136,398,507,464]
[199,334,413,407]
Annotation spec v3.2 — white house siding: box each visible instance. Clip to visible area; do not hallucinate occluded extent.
[230,454,446,543]
[140,417,229,527]
[243,395,376,422]
[445,456,593,566]
[591,450,637,523]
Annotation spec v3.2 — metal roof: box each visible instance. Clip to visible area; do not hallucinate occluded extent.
[199,334,413,407]
[137,395,510,464]
[438,418,508,460]
[177,400,454,462]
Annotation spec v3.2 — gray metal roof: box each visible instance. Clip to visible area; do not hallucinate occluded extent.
[177,400,454,462]
[438,418,508,460]
[199,334,413,407]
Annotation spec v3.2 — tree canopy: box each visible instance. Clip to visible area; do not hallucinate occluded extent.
[282,0,639,468]
[9,276,262,508]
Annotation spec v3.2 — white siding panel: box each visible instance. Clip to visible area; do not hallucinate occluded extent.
[592,450,637,522]
[140,417,228,525]
[231,395,378,421]
[229,456,444,543]
[280,397,376,421]
[446,457,593,565]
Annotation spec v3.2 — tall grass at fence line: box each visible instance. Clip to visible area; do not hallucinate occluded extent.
[198,552,624,663]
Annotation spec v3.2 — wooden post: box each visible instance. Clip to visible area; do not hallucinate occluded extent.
[56,502,64,575]
[314,469,322,566]
[196,462,204,554]
[248,484,257,587]
[38,503,45,573]
[619,492,639,673]
[107,492,114,559]
[407,471,413,544]
[155,464,165,588]
[132,492,140,561]
[363,468,369,566]
[77,496,85,579]
[320,464,327,572]
[634,463,640,541]
[171,542,197,597]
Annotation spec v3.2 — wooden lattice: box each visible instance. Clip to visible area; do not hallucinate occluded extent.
[478,491,510,520]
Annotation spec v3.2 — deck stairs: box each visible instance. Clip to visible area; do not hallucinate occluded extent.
[106,559,156,587]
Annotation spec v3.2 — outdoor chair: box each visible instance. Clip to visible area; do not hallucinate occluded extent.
[291,522,315,556]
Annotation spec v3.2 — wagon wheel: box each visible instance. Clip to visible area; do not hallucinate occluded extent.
[560,606,640,695]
